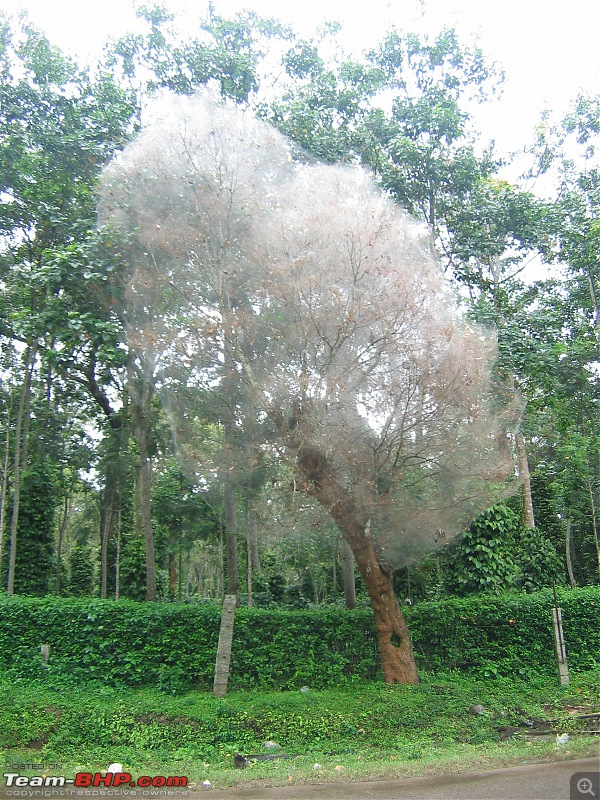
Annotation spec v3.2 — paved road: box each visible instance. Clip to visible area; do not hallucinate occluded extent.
[1,758,598,800]
[196,757,600,800]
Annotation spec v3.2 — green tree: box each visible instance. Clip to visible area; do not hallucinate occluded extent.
[152,459,218,599]
[8,459,58,595]
[0,13,136,595]
[107,3,290,101]
[523,95,600,583]
[68,544,95,597]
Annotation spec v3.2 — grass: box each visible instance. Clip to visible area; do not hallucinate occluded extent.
[1,668,598,790]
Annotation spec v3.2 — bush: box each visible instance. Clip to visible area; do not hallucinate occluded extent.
[408,587,600,677]
[0,587,597,689]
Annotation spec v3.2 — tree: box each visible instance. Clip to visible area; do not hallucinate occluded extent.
[7,459,58,595]
[152,458,218,599]
[523,94,600,582]
[0,12,137,595]
[99,93,516,683]
[107,3,291,102]
[68,543,95,597]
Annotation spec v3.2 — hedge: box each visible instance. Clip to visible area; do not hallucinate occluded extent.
[408,587,600,677]
[0,587,598,689]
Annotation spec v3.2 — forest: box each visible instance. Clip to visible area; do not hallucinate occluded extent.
[1,3,599,683]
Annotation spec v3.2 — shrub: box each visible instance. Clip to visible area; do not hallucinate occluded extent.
[0,587,597,689]
[407,587,600,677]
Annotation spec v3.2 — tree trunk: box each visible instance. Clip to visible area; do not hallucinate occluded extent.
[224,481,240,602]
[213,594,237,697]
[332,535,337,593]
[586,262,600,344]
[247,531,253,608]
[516,433,535,529]
[0,408,11,577]
[246,494,261,608]
[344,525,419,684]
[341,538,357,609]
[586,479,600,583]
[55,491,69,595]
[565,518,577,588]
[168,552,177,596]
[100,501,114,599]
[131,383,156,602]
[247,497,261,574]
[296,443,419,684]
[7,342,37,596]
[178,544,183,601]
[115,509,121,601]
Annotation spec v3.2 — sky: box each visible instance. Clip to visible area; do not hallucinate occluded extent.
[2,0,599,178]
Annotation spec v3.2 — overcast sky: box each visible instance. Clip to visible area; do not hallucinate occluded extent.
[3,0,599,173]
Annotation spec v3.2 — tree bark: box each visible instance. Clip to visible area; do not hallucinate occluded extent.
[213,594,237,697]
[565,518,577,588]
[168,552,177,596]
[341,538,357,609]
[115,509,121,601]
[245,494,261,608]
[55,491,69,595]
[344,524,418,684]
[246,496,261,574]
[296,443,419,684]
[0,407,11,578]
[224,481,240,602]
[131,383,156,602]
[516,433,535,529]
[246,531,253,608]
[100,501,114,599]
[7,342,37,596]
[178,544,183,601]
[586,479,600,583]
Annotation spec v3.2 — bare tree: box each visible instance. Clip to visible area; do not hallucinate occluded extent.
[99,93,517,683]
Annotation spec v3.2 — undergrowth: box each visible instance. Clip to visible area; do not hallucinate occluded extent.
[1,669,598,788]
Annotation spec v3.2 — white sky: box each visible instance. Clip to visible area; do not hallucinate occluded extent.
[2,0,599,174]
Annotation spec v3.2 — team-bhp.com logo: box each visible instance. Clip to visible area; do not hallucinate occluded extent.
[3,772,188,789]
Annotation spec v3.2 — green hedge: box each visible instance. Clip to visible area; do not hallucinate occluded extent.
[0,587,598,689]
[408,588,600,677]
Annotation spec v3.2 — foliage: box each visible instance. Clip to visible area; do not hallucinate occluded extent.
[118,534,156,602]
[1,670,598,782]
[4,460,59,596]
[409,587,600,677]
[67,544,95,597]
[441,503,520,595]
[513,525,565,592]
[0,588,598,689]
[439,501,565,596]
[0,6,598,673]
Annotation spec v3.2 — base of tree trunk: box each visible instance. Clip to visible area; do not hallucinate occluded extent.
[346,532,419,685]
[294,442,420,684]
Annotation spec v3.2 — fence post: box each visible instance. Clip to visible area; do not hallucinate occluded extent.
[213,594,237,697]
[552,583,569,686]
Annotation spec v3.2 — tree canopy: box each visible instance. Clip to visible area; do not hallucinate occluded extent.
[0,7,598,684]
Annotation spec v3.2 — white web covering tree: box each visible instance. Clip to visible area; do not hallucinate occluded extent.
[99,92,518,684]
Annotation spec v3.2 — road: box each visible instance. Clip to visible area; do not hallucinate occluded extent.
[0,757,598,800]
[197,757,600,800]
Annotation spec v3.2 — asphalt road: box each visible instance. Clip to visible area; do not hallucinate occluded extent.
[1,757,598,800]
[195,757,600,800]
